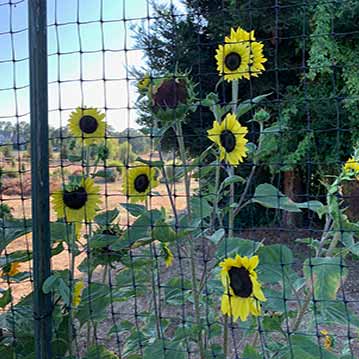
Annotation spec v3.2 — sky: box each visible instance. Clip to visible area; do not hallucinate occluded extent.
[0,0,186,131]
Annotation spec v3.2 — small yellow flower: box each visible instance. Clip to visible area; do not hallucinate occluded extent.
[219,255,266,322]
[1,262,21,277]
[122,164,159,203]
[344,157,359,177]
[137,73,151,92]
[72,280,85,307]
[68,107,106,145]
[162,243,174,268]
[207,113,248,166]
[320,329,333,350]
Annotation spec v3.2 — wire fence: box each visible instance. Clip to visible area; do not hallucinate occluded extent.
[0,0,359,358]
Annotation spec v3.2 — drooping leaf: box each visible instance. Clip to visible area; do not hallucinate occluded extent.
[216,237,262,260]
[303,257,347,300]
[120,203,146,217]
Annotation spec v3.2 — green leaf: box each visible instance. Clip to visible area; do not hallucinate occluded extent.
[83,345,119,359]
[89,234,118,249]
[207,229,225,245]
[111,210,162,250]
[135,157,164,168]
[0,219,32,252]
[320,301,359,327]
[76,283,110,327]
[280,334,337,359]
[164,277,192,306]
[216,238,262,260]
[236,93,271,118]
[0,288,12,308]
[120,203,146,217]
[251,184,301,212]
[219,175,245,191]
[94,208,119,225]
[143,339,185,359]
[242,345,262,359]
[190,196,212,219]
[152,221,177,243]
[258,244,294,283]
[303,257,347,300]
[42,275,59,294]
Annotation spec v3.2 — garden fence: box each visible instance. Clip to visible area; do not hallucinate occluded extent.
[0,0,358,358]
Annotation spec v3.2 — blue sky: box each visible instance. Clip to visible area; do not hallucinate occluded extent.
[0,0,185,131]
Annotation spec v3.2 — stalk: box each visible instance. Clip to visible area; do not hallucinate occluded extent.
[175,122,205,359]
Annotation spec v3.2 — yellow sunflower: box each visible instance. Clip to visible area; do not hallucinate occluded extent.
[215,41,251,82]
[219,254,266,322]
[52,177,101,224]
[162,243,174,268]
[1,262,21,277]
[68,107,106,145]
[220,26,267,80]
[122,164,158,203]
[344,157,359,177]
[137,73,151,92]
[207,113,248,166]
[72,280,85,307]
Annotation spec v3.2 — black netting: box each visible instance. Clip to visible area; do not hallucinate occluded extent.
[0,0,359,358]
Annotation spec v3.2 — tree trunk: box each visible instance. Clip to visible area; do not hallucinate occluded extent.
[282,169,304,227]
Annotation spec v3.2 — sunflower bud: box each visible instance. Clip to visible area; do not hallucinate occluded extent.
[153,78,188,109]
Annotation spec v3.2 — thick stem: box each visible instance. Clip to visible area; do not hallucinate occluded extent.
[176,123,205,359]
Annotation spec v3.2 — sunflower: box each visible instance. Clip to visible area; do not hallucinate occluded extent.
[72,280,85,307]
[152,78,188,109]
[52,177,101,224]
[1,262,21,277]
[122,164,158,203]
[219,255,266,322]
[344,157,359,177]
[215,41,251,82]
[161,243,174,267]
[207,113,248,166]
[137,73,151,92]
[68,107,106,145]
[215,26,266,82]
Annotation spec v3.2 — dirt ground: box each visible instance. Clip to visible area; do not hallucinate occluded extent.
[1,159,358,357]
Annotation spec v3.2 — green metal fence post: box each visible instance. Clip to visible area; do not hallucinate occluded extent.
[28,0,52,358]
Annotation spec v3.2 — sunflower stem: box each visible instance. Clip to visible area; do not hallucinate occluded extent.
[223,314,228,357]
[175,122,205,359]
[146,199,162,339]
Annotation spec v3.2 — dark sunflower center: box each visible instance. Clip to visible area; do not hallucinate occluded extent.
[63,187,88,209]
[79,115,98,134]
[228,266,252,298]
[225,52,241,71]
[134,174,150,193]
[220,130,236,152]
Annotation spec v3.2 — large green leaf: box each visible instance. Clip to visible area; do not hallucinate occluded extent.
[258,244,294,284]
[111,209,162,250]
[320,301,359,327]
[0,219,32,252]
[143,339,185,359]
[76,283,111,327]
[279,335,337,359]
[251,184,324,215]
[94,208,119,225]
[0,288,12,308]
[303,257,347,300]
[216,237,262,260]
[190,196,212,219]
[236,93,271,118]
[164,277,192,306]
[120,203,146,217]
